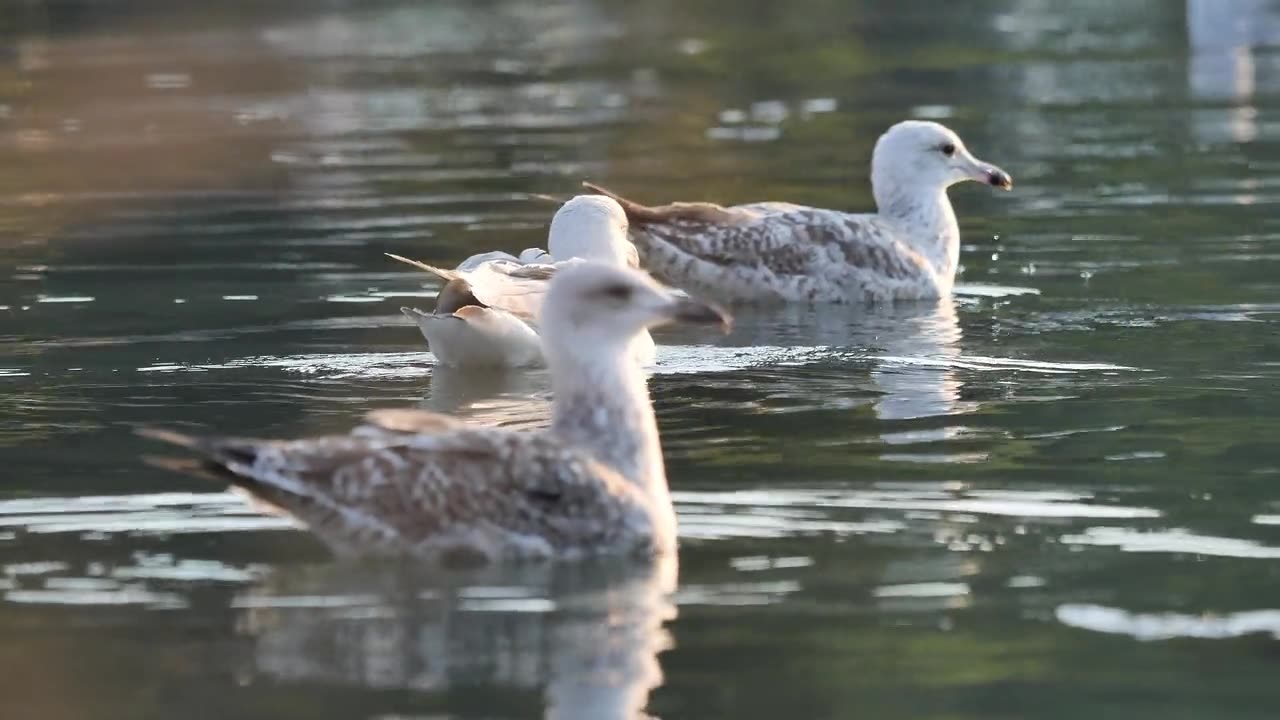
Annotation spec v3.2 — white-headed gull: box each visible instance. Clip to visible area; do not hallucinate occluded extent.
[584,120,1012,304]
[139,262,730,563]
[392,195,655,368]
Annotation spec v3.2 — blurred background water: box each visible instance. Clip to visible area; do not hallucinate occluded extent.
[3,0,1280,718]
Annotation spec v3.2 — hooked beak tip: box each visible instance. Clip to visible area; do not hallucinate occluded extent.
[987,169,1013,191]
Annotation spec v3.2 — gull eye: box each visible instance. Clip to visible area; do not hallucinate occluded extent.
[600,284,633,302]
[940,142,956,157]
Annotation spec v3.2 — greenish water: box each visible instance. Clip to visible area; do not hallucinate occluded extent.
[3,1,1280,717]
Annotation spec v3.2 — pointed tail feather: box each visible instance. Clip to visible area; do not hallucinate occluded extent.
[139,456,292,526]
[136,426,263,472]
[522,192,569,204]
[142,454,328,530]
[138,428,398,551]
[135,426,205,451]
[581,181,741,225]
[139,429,282,502]
[385,253,459,281]
[581,181,666,223]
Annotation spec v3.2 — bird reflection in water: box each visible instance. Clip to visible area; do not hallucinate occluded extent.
[234,555,677,720]
[420,362,555,431]
[867,297,975,441]
[703,295,971,428]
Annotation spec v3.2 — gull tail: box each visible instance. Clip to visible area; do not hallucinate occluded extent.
[138,427,279,495]
[581,181,741,226]
[137,427,331,524]
[385,253,459,281]
[136,427,259,464]
[522,192,570,205]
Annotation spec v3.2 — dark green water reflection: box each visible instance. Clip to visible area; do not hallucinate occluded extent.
[3,1,1280,718]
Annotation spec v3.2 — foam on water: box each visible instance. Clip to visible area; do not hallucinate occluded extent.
[126,342,1139,382]
[1057,604,1280,641]
[1059,527,1280,559]
[953,283,1041,298]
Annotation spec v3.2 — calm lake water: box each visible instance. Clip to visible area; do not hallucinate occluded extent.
[4,0,1280,717]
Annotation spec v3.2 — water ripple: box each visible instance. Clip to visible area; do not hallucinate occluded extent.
[676,488,1161,520]
[0,492,294,536]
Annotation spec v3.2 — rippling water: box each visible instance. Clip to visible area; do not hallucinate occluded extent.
[3,0,1280,718]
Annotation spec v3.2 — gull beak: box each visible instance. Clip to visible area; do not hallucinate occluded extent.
[968,159,1012,190]
[984,165,1013,191]
[669,296,732,333]
[958,147,1013,191]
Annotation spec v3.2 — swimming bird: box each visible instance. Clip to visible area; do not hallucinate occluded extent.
[392,195,654,368]
[584,120,1012,304]
[139,262,730,563]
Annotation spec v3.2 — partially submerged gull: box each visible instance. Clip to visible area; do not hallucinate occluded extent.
[139,262,730,563]
[392,195,655,368]
[585,120,1012,304]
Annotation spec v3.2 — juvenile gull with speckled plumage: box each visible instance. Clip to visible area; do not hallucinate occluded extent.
[391,195,654,368]
[584,120,1012,304]
[138,262,729,564]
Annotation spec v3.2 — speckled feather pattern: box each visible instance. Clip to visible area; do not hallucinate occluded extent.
[141,263,717,564]
[388,195,655,368]
[551,381,656,495]
[213,416,660,563]
[583,120,1010,304]
[629,204,946,304]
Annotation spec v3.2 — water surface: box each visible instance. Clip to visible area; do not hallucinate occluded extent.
[3,1,1280,718]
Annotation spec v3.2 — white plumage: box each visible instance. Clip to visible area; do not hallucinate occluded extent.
[392,195,655,368]
[585,120,1012,304]
[400,304,543,368]
[140,262,730,563]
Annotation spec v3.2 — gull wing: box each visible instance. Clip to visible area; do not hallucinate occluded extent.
[138,410,652,562]
[582,182,928,302]
[387,253,558,320]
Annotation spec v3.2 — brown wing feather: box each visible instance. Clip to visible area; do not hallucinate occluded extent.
[581,181,751,226]
[386,253,554,319]
[139,425,650,561]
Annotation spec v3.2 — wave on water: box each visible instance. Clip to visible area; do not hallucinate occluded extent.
[128,343,1140,381]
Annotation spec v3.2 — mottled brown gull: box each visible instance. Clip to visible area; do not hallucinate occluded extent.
[391,195,654,368]
[139,262,730,563]
[585,120,1012,304]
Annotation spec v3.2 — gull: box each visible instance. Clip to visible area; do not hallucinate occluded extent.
[584,120,1012,304]
[139,262,730,564]
[391,195,654,368]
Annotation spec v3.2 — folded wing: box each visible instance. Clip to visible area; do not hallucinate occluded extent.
[388,253,559,320]
[139,409,653,562]
[582,182,929,302]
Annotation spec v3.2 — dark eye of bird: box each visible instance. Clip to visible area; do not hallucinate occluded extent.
[941,142,956,157]
[601,284,632,301]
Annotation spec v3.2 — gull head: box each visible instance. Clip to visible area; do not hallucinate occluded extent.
[435,277,484,315]
[871,121,1012,204]
[541,262,730,355]
[548,195,638,267]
